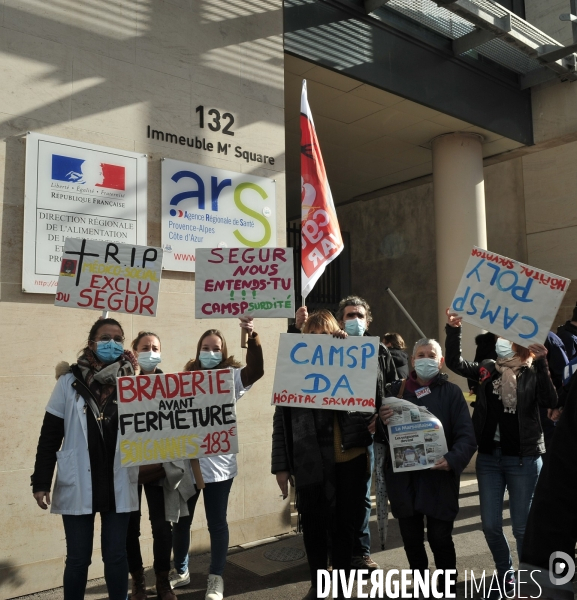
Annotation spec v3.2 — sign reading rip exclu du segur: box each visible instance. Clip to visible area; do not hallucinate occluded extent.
[195,247,294,318]
[451,246,570,346]
[271,334,380,412]
[117,369,238,466]
[54,238,163,316]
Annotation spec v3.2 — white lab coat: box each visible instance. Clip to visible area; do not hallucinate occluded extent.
[46,373,139,515]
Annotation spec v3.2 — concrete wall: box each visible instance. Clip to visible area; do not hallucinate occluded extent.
[0,1,287,597]
[335,157,531,355]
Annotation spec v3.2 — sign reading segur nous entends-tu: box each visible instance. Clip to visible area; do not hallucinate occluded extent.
[161,159,276,272]
[55,239,163,316]
[23,132,147,294]
[195,248,294,318]
[272,334,380,412]
[451,247,570,346]
[117,369,238,466]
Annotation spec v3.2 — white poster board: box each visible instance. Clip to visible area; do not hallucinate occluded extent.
[117,369,238,467]
[161,158,276,272]
[271,334,379,412]
[55,239,163,317]
[195,247,294,318]
[23,132,147,293]
[451,247,570,346]
[385,398,448,473]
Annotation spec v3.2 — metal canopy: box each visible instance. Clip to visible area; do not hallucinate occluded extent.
[370,0,577,88]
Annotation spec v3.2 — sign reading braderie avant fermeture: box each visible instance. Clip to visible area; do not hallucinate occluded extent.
[55,239,162,316]
[195,248,294,318]
[451,247,570,346]
[161,159,277,272]
[272,334,380,412]
[117,369,238,467]
[23,132,147,294]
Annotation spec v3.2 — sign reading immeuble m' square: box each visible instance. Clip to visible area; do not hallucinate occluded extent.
[23,132,147,294]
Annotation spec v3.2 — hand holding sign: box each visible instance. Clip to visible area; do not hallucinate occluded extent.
[450,247,569,346]
[445,308,463,328]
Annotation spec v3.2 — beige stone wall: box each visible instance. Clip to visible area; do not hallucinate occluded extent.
[0,1,287,597]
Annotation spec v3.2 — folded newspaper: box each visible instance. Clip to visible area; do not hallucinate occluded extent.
[385,397,448,473]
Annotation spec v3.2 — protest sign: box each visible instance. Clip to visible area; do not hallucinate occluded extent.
[271,334,379,412]
[195,247,294,318]
[385,397,448,473]
[117,368,238,467]
[450,247,570,346]
[54,238,163,316]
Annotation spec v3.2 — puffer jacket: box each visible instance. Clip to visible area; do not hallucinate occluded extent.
[271,406,371,475]
[445,325,557,456]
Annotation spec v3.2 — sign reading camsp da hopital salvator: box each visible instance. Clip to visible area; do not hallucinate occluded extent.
[23,132,147,294]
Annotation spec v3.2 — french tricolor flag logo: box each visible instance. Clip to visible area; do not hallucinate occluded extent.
[51,154,125,190]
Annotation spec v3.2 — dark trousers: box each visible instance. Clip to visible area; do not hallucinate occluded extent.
[126,484,173,573]
[397,512,456,572]
[300,453,367,590]
[62,510,130,600]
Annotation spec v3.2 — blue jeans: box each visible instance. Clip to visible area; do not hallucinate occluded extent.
[172,478,234,576]
[476,450,542,577]
[353,441,373,556]
[62,511,131,600]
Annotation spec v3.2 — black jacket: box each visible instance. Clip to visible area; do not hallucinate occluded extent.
[445,325,557,456]
[557,320,577,361]
[375,374,476,521]
[388,348,409,379]
[271,406,372,476]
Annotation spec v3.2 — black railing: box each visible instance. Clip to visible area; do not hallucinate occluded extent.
[286,225,350,315]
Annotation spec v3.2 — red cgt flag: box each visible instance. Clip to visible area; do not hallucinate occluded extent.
[300,80,343,299]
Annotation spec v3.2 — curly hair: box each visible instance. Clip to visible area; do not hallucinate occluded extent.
[336,295,373,325]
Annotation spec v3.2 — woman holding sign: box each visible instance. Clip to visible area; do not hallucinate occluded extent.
[445,310,557,599]
[377,337,476,596]
[125,331,178,600]
[31,318,139,600]
[271,310,372,600]
[169,317,264,600]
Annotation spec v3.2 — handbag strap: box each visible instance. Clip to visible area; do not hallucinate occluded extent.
[397,379,406,398]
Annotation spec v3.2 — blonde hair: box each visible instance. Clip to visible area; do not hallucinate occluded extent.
[302,309,341,334]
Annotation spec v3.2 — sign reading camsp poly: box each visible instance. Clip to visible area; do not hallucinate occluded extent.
[195,248,294,318]
[55,239,162,316]
[161,158,276,272]
[272,334,379,412]
[117,369,238,466]
[451,247,570,346]
[23,132,147,294]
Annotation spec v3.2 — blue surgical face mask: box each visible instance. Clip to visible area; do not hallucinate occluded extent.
[95,340,124,364]
[344,318,366,337]
[414,358,440,381]
[138,351,161,372]
[495,338,515,359]
[199,351,222,369]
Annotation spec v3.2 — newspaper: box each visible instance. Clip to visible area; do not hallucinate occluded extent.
[385,397,448,473]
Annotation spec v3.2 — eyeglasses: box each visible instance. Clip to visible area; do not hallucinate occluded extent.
[93,335,125,343]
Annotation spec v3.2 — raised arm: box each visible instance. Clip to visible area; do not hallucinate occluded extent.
[529,344,558,409]
[444,310,482,381]
[239,317,264,387]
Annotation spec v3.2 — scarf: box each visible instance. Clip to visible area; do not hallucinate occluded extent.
[76,348,137,408]
[493,355,533,413]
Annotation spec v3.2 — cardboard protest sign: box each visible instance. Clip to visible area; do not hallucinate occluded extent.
[55,238,163,316]
[385,397,448,473]
[117,368,238,466]
[271,334,379,412]
[195,247,294,318]
[451,247,570,346]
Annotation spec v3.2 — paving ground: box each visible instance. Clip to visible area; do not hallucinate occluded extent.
[14,477,576,599]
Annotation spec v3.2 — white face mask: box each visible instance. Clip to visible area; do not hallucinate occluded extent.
[495,338,515,359]
[137,350,161,372]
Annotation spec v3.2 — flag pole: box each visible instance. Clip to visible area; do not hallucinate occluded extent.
[385,287,426,338]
